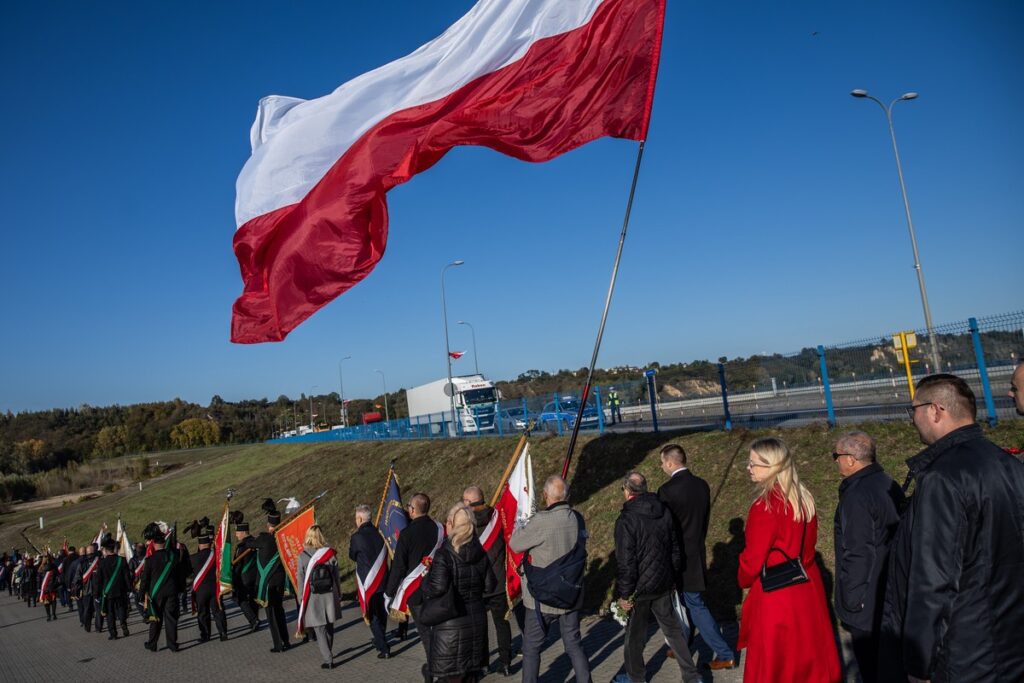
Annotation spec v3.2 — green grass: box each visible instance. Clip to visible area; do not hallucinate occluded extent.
[4,420,1022,622]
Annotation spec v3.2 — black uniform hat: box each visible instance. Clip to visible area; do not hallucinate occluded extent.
[100,536,116,551]
[262,498,281,525]
[142,522,166,544]
[230,510,249,533]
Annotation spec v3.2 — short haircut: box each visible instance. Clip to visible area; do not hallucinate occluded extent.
[354,504,372,522]
[410,492,431,515]
[544,475,567,502]
[462,486,484,504]
[915,373,977,421]
[836,431,876,462]
[623,471,647,494]
[659,444,687,466]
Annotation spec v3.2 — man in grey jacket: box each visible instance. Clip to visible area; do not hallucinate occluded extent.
[509,475,591,683]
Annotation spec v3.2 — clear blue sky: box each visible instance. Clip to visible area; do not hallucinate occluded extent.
[2,0,1021,414]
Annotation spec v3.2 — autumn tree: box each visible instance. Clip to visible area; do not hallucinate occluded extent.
[170,418,221,449]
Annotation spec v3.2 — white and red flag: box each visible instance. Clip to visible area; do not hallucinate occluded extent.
[295,547,337,636]
[449,351,466,360]
[495,442,535,606]
[231,0,665,343]
[385,520,445,617]
[355,544,387,624]
[115,519,134,564]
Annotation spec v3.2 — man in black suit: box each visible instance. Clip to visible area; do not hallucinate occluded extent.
[349,504,391,659]
[384,492,444,683]
[657,444,736,670]
[139,523,182,652]
[255,500,290,653]
[96,536,131,639]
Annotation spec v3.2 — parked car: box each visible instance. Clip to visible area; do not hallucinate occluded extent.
[537,396,599,432]
[498,407,532,432]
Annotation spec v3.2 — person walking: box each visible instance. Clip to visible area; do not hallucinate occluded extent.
[139,522,183,652]
[189,520,228,643]
[38,555,59,621]
[296,524,342,670]
[255,499,290,653]
[882,374,1024,683]
[832,431,904,683]
[349,504,391,659]
[612,472,701,683]
[509,475,591,683]
[230,512,261,632]
[420,503,497,683]
[21,556,38,608]
[96,536,131,639]
[738,437,840,683]
[657,444,736,670]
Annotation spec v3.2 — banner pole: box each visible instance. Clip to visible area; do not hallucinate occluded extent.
[489,430,530,508]
[561,140,647,481]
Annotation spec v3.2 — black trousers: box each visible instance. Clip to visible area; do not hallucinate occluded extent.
[264,584,290,651]
[409,601,434,682]
[146,594,180,650]
[234,585,260,627]
[103,596,128,636]
[81,593,96,630]
[44,601,58,619]
[488,600,525,666]
[845,624,881,683]
[624,591,700,683]
[367,592,389,654]
[195,589,228,640]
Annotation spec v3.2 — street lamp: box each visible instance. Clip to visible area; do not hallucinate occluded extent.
[338,355,351,427]
[308,385,318,429]
[375,369,390,423]
[851,88,941,371]
[441,260,465,430]
[457,320,479,375]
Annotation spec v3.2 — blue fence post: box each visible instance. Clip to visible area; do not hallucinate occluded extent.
[594,385,604,434]
[521,397,528,431]
[554,392,562,436]
[817,345,837,427]
[969,317,999,427]
[717,363,732,431]
[645,370,659,432]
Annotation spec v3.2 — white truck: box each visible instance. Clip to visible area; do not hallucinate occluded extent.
[406,374,499,435]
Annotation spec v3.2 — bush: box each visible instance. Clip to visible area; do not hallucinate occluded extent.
[0,474,37,502]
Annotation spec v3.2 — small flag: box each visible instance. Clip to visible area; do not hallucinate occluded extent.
[449,351,466,360]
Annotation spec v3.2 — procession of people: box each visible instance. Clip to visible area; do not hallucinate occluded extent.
[2,372,1023,683]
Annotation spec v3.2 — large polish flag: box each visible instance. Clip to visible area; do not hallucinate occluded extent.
[231,0,666,343]
[496,442,535,607]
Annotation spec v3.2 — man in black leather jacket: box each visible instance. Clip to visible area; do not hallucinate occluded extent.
[613,472,700,683]
[881,374,1024,683]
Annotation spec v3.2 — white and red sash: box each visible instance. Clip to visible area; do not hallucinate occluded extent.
[39,570,53,600]
[134,558,146,578]
[57,560,65,575]
[356,545,387,620]
[191,551,215,592]
[386,520,445,615]
[478,508,501,553]
[296,547,336,634]
[82,557,100,584]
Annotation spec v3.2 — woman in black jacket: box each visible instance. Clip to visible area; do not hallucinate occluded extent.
[421,503,498,683]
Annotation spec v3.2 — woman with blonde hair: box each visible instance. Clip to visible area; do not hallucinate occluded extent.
[737,437,840,683]
[421,503,498,683]
[296,524,341,669]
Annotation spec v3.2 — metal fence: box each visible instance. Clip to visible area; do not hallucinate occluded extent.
[270,310,1023,444]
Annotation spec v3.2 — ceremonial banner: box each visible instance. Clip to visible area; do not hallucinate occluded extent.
[375,466,407,557]
[93,523,107,547]
[215,503,232,604]
[495,442,535,606]
[274,506,316,592]
[231,0,666,343]
[115,519,134,563]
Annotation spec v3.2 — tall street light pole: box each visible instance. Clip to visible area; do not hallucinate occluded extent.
[441,260,465,431]
[308,385,318,429]
[457,320,479,375]
[375,369,390,423]
[338,355,351,427]
[851,89,941,371]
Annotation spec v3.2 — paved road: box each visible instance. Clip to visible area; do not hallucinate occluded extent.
[0,589,765,683]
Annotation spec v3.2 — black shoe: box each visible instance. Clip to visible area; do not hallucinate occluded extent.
[121,624,129,638]
[219,635,228,642]
[144,642,157,652]
[281,643,290,652]
[270,647,281,653]
[500,664,512,677]
[108,634,117,640]
[249,621,260,634]
[321,663,332,670]
[377,651,391,659]
[168,645,180,653]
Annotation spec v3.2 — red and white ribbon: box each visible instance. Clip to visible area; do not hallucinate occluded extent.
[296,547,336,633]
[192,551,215,593]
[386,521,444,614]
[356,545,387,617]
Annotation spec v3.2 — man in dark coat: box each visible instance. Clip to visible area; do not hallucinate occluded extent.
[139,523,183,652]
[255,500,290,653]
[75,543,100,631]
[62,547,80,613]
[463,485,525,677]
[833,431,904,683]
[614,472,700,683]
[96,536,131,639]
[190,522,228,643]
[881,374,1024,683]
[657,444,736,670]
[385,492,443,683]
[348,504,390,658]
[231,513,260,631]
[128,542,147,620]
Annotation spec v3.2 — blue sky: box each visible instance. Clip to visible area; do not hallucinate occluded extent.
[2,0,1021,413]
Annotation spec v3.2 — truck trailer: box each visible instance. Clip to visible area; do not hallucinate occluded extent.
[406,374,499,434]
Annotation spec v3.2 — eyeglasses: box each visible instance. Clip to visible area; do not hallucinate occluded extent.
[746,461,770,469]
[904,402,934,418]
[832,452,853,461]
[1011,384,1020,396]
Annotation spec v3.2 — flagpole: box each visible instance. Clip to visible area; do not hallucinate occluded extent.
[561,140,647,481]
[489,430,531,508]
[374,462,398,527]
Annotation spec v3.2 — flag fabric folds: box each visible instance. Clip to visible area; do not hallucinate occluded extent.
[449,351,466,360]
[495,442,535,607]
[215,503,232,604]
[274,505,317,592]
[375,466,408,557]
[115,519,134,564]
[231,0,666,343]
[386,520,445,617]
[356,544,388,625]
[295,546,337,636]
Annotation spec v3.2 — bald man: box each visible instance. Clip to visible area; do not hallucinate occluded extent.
[882,374,1024,683]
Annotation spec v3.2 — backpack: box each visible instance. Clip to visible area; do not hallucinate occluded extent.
[310,562,333,594]
[521,511,587,610]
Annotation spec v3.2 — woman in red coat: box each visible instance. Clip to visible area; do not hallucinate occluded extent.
[737,437,841,683]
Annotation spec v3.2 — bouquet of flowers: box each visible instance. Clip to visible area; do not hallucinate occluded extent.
[609,595,634,627]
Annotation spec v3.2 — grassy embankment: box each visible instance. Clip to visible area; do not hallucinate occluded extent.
[3,421,1021,623]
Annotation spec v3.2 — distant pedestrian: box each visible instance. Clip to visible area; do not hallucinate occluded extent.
[881,374,1024,682]
[509,475,592,683]
[38,555,59,620]
[608,388,622,424]
[296,524,342,669]
[657,444,736,671]
[831,431,903,683]
[612,472,701,683]
[738,437,840,683]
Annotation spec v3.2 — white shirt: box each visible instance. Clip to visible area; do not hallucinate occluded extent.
[671,467,688,477]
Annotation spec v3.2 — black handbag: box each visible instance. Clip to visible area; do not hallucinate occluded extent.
[760,511,809,593]
[417,549,465,626]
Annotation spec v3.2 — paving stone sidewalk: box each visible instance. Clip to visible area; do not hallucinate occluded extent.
[0,591,769,682]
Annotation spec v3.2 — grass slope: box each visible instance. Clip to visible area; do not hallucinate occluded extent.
[3,421,1022,623]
